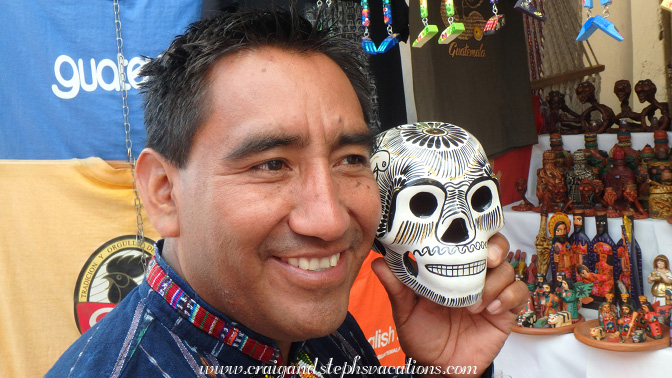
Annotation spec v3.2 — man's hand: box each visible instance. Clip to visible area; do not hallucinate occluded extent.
[371,233,528,377]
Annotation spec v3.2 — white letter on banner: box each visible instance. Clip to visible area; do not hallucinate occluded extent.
[78,58,98,92]
[127,57,148,89]
[52,55,80,99]
[97,58,120,92]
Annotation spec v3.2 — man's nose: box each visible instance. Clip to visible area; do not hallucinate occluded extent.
[288,164,350,241]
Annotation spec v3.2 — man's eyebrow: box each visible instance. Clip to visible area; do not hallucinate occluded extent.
[335,131,376,150]
[225,133,304,160]
[224,129,376,161]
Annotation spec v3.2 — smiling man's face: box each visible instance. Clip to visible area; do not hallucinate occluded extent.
[161,47,381,353]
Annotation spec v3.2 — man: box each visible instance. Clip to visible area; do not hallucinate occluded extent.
[46,7,526,377]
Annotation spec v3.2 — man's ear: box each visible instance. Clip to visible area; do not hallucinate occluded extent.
[136,148,180,237]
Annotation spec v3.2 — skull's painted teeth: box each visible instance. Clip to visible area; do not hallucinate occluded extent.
[287,253,340,271]
[425,259,486,277]
[410,241,487,256]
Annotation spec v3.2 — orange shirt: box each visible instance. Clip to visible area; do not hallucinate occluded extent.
[348,251,406,367]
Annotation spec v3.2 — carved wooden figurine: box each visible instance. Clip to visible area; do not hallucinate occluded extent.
[547,90,583,134]
[578,178,596,215]
[604,146,638,213]
[576,81,617,133]
[535,213,551,275]
[635,79,670,131]
[536,150,568,212]
[511,178,535,211]
[613,79,643,131]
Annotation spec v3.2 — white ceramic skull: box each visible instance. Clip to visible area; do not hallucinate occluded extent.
[370,122,504,307]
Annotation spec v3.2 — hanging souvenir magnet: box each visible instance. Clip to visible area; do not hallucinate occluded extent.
[438,0,465,44]
[514,0,546,21]
[661,0,672,12]
[412,0,438,48]
[483,0,505,35]
[377,0,400,53]
[576,0,623,41]
[361,0,377,54]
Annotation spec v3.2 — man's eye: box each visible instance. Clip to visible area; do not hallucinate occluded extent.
[341,155,367,165]
[255,160,286,171]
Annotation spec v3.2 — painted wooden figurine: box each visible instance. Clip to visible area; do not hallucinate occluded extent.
[598,302,621,342]
[566,151,595,208]
[616,303,638,340]
[591,212,620,296]
[569,210,592,270]
[639,302,664,339]
[648,254,672,305]
[610,128,641,172]
[615,213,643,298]
[548,213,576,282]
[582,133,609,179]
[539,281,562,318]
[560,278,592,322]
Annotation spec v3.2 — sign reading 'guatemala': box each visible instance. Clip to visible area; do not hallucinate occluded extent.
[1,1,201,160]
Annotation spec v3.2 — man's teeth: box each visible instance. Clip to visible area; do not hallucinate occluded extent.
[287,253,340,271]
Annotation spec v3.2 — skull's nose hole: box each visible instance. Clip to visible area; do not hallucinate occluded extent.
[403,252,418,277]
[409,192,438,218]
[471,186,493,212]
[441,218,469,243]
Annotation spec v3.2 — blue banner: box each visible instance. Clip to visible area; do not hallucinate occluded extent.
[1,1,201,160]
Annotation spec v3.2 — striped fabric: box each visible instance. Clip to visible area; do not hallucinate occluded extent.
[146,258,281,365]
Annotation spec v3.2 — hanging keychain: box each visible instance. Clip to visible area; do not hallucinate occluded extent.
[576,0,623,41]
[412,0,438,47]
[662,0,672,12]
[361,0,399,55]
[377,0,400,53]
[438,0,464,44]
[514,0,546,21]
[361,0,378,54]
[483,0,505,35]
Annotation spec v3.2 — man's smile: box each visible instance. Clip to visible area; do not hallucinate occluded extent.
[287,252,341,272]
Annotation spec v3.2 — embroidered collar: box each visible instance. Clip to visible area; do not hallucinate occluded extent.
[146,257,282,365]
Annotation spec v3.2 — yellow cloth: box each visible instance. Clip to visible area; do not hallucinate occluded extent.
[0,158,160,378]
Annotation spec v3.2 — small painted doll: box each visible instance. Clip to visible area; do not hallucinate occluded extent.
[616,304,638,340]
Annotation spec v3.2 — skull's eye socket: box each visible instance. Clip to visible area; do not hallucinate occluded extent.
[409,192,438,217]
[470,185,493,212]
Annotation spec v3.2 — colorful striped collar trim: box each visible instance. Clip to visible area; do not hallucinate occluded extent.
[146,258,282,365]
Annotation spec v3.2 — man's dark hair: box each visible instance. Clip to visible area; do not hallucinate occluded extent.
[140,6,373,167]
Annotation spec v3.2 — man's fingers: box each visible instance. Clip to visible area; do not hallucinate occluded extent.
[371,257,417,325]
[486,232,509,268]
[467,260,516,314]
